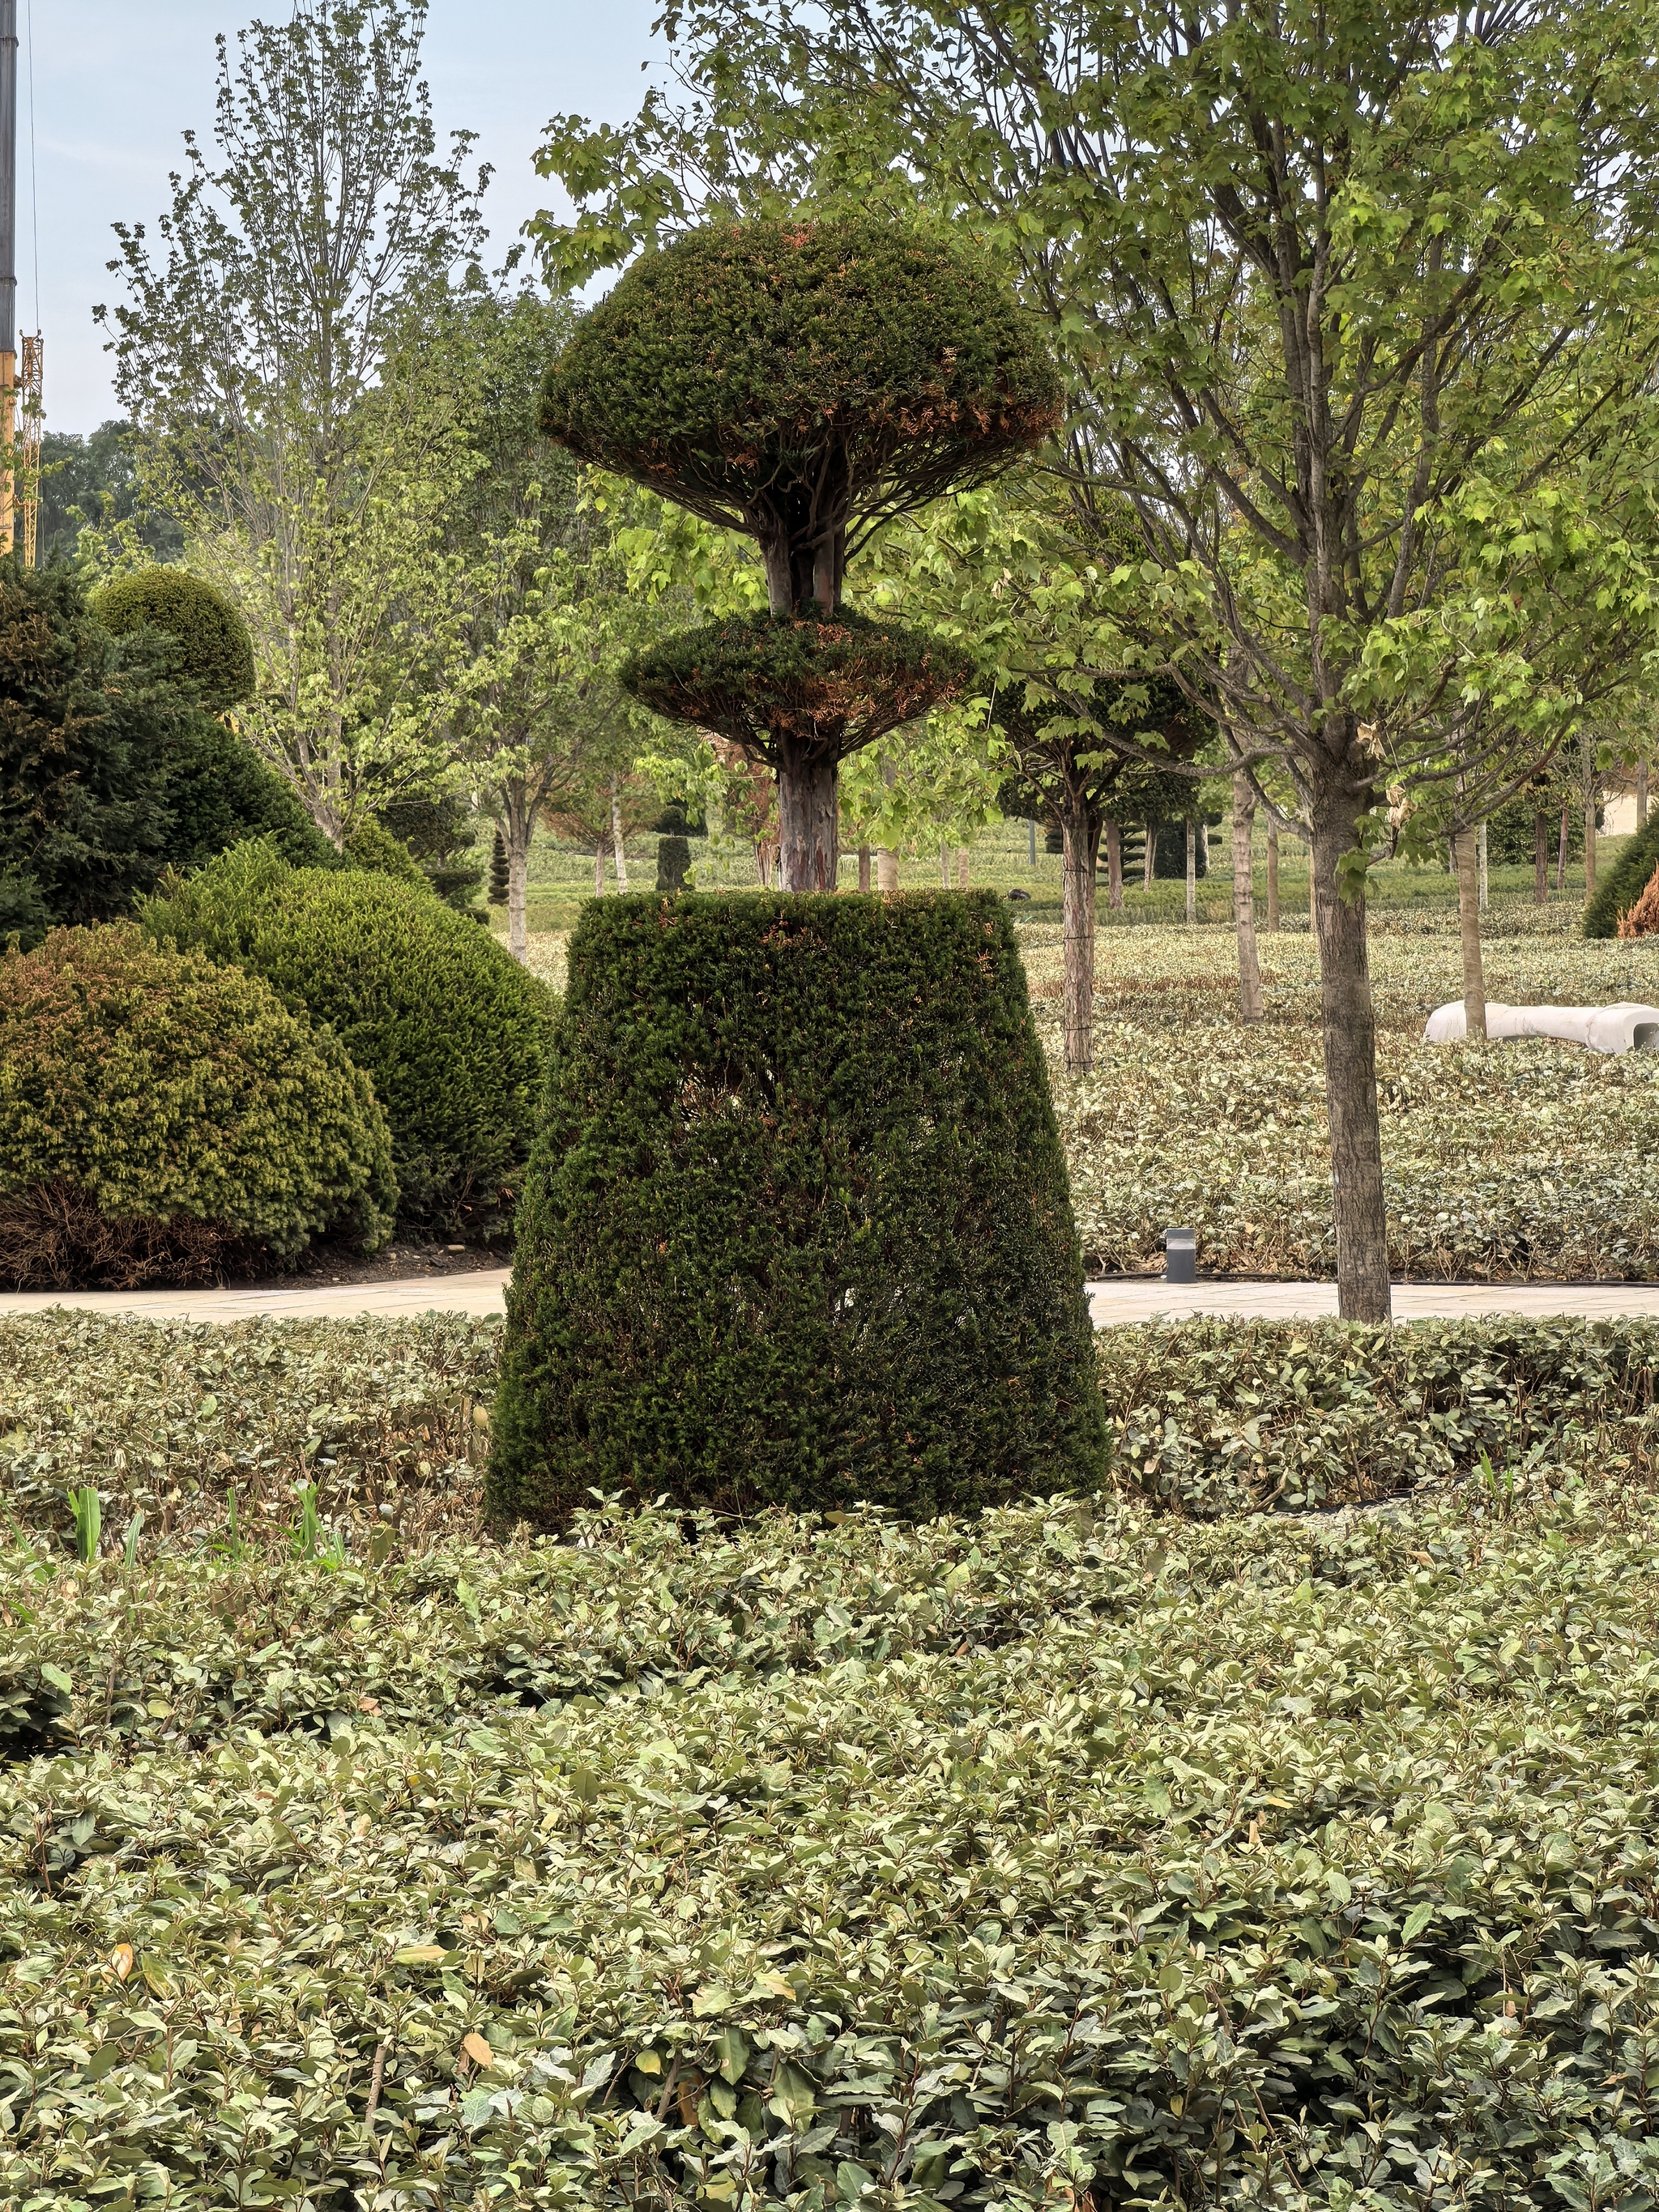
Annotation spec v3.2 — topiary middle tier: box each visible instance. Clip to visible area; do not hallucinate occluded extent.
[487,889,1107,1527]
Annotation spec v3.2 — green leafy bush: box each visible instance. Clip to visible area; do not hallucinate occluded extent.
[343,811,425,884]
[1585,806,1659,936]
[140,841,557,1231]
[93,565,256,710]
[6,1310,1659,2207]
[0,926,394,1286]
[489,890,1105,1526]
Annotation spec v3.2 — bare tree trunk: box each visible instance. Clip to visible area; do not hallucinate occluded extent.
[755,843,770,889]
[1142,820,1157,891]
[1105,818,1124,910]
[594,837,605,897]
[610,777,629,892]
[1309,805,1391,1323]
[876,848,898,893]
[1477,821,1488,912]
[1061,796,1102,1075]
[1184,816,1196,922]
[1557,806,1569,893]
[939,842,949,888]
[1534,810,1548,903]
[1027,818,1036,868]
[776,755,838,892]
[955,846,970,889]
[503,800,532,963]
[857,845,871,892]
[1266,820,1280,930]
[1456,826,1487,1042]
[1232,774,1261,1024]
[1640,759,1650,829]
[1584,796,1597,901]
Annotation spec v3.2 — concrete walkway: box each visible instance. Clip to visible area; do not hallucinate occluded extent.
[5,1269,1659,1328]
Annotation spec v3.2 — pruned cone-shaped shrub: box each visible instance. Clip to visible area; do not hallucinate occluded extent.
[542,215,1060,889]
[1617,857,1659,938]
[93,567,256,711]
[1585,805,1659,937]
[487,890,1107,1528]
[139,841,558,1235]
[0,925,395,1287]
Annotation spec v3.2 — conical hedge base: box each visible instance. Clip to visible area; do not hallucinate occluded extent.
[488,891,1107,1526]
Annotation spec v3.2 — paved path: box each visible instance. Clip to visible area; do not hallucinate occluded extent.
[5,1270,1659,1328]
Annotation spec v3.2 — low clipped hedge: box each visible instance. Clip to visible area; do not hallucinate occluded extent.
[488,890,1106,1526]
[0,927,394,1286]
[1585,807,1659,936]
[140,841,557,1234]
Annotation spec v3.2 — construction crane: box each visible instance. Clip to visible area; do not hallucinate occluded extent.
[0,0,41,563]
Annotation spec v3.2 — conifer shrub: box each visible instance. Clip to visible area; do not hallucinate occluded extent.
[1585,807,1659,936]
[488,890,1106,1526]
[139,842,557,1234]
[158,718,340,873]
[93,567,256,710]
[0,926,394,1287]
[655,833,691,891]
[343,813,424,885]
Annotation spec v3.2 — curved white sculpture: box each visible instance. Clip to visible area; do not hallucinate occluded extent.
[1423,1000,1659,1053]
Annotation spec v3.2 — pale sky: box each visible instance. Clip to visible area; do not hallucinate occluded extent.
[31,0,664,432]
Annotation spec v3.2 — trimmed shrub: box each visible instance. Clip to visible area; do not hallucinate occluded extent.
[93,567,255,710]
[0,926,394,1287]
[1585,806,1659,936]
[488,890,1106,1526]
[157,716,341,873]
[139,842,558,1234]
[655,833,692,891]
[343,812,424,884]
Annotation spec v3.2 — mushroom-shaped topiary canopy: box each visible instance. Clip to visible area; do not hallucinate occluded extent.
[94,568,256,712]
[541,216,1063,616]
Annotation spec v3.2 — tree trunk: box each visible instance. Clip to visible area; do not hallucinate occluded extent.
[1309,805,1392,1323]
[939,842,949,888]
[1557,806,1569,893]
[956,846,970,889]
[1533,810,1548,903]
[1477,820,1488,912]
[1640,760,1650,829]
[857,845,871,892]
[1143,820,1157,891]
[610,776,629,892]
[1027,818,1037,868]
[1456,826,1487,1042]
[1061,795,1102,1075]
[1232,774,1261,1024]
[1184,816,1196,922]
[1266,820,1280,930]
[1584,796,1597,901]
[754,843,770,889]
[776,753,838,892]
[1105,818,1124,910]
[594,837,605,897]
[876,848,898,893]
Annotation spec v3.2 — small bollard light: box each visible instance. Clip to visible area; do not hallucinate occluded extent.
[1165,1226,1197,1285]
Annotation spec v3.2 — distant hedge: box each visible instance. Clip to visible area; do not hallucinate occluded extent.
[93,568,256,711]
[0,926,394,1287]
[139,842,557,1234]
[488,890,1106,1526]
[1584,808,1659,937]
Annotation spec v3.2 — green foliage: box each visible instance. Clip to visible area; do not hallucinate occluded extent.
[36,418,183,566]
[379,789,486,911]
[488,826,510,903]
[155,714,342,873]
[540,216,1062,599]
[7,1311,1659,2204]
[139,842,558,1232]
[343,811,425,884]
[0,925,394,1285]
[621,607,972,765]
[655,832,692,891]
[0,864,49,950]
[93,565,256,710]
[1585,807,1659,936]
[65,1485,101,1563]
[489,890,1105,1526]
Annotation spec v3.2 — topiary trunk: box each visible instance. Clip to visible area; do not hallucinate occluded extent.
[1456,825,1487,1041]
[1309,804,1390,1322]
[1061,794,1102,1075]
[776,750,839,893]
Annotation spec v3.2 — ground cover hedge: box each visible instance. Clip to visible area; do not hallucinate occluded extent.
[6,1311,1659,2206]
[490,892,1105,1526]
[1034,918,1659,1277]
[140,841,558,1233]
[0,928,394,1287]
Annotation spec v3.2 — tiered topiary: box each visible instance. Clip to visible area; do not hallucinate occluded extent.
[92,568,256,711]
[541,215,1062,889]
[139,841,558,1235]
[0,925,394,1287]
[487,892,1107,1527]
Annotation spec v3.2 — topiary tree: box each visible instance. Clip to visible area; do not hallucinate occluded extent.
[1585,806,1659,937]
[92,567,256,711]
[0,924,394,1287]
[488,829,510,906]
[541,216,1061,889]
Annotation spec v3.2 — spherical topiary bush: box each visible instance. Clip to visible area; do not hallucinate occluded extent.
[94,568,256,711]
[0,926,395,1288]
[139,841,558,1234]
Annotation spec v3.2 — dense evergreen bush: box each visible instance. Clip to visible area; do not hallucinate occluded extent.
[488,890,1105,1526]
[0,926,394,1287]
[140,842,557,1233]
[93,566,255,710]
[156,717,340,873]
[1585,805,1659,936]
[655,833,692,890]
[342,812,424,884]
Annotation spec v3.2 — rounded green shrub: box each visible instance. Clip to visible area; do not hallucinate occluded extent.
[0,925,395,1287]
[488,890,1107,1527]
[1585,807,1659,937]
[140,841,558,1234]
[343,813,425,885]
[93,568,256,711]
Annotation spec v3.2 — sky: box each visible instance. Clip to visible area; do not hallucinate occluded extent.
[29,0,665,433]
